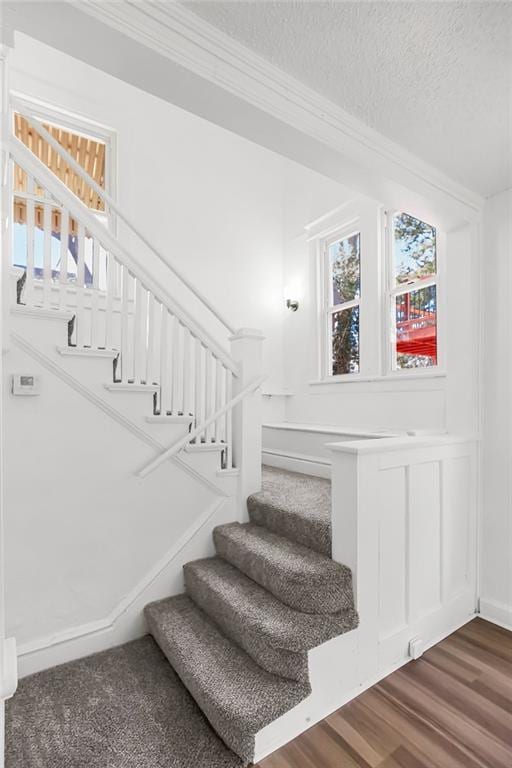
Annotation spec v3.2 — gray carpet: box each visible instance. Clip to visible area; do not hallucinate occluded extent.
[213,522,354,614]
[248,466,332,556]
[145,595,310,764]
[8,466,358,767]
[6,636,243,768]
[147,466,358,764]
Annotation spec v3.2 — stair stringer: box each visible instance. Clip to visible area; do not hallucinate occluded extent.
[10,308,236,499]
[7,314,242,676]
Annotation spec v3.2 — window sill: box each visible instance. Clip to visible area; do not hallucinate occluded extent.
[310,371,447,385]
[309,371,447,391]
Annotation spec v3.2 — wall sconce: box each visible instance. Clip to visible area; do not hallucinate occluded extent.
[286,298,299,312]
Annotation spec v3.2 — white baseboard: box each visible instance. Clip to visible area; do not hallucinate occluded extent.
[479,598,512,632]
[254,606,476,763]
[262,448,330,478]
[16,497,232,677]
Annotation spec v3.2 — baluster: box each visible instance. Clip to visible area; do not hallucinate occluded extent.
[133,279,147,384]
[90,236,100,348]
[225,370,233,469]
[25,175,35,306]
[43,194,53,308]
[160,308,171,415]
[182,328,191,418]
[105,252,115,350]
[171,315,180,415]
[120,264,131,381]
[75,222,86,346]
[205,350,214,443]
[215,358,223,444]
[59,207,69,311]
[194,339,204,442]
[146,293,156,385]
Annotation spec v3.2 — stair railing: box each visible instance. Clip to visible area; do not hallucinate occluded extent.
[10,96,236,337]
[139,374,266,478]
[6,115,254,468]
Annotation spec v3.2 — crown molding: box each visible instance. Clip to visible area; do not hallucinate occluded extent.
[77,0,484,218]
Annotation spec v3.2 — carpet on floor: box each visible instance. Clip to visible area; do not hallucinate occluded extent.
[6,636,243,768]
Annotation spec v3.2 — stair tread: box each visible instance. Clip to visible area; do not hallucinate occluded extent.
[145,594,308,761]
[214,522,354,614]
[184,556,356,652]
[248,465,332,556]
[215,522,344,582]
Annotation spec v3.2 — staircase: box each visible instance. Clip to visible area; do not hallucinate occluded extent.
[3,100,358,765]
[145,467,358,765]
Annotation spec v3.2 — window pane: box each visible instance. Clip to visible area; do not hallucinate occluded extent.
[393,212,436,285]
[13,113,106,212]
[395,285,437,368]
[332,306,359,375]
[329,231,360,305]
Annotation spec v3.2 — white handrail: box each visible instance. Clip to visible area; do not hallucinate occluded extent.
[9,135,239,375]
[10,96,236,336]
[139,374,266,478]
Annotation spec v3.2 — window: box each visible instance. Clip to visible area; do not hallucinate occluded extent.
[389,212,438,370]
[11,99,115,291]
[324,229,361,376]
[311,201,441,383]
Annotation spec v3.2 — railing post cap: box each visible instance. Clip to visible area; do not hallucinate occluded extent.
[229,328,265,342]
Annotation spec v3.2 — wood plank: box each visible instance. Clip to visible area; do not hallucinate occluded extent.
[256,619,512,768]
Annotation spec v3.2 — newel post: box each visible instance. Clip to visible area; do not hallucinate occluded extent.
[230,327,264,521]
[328,442,380,683]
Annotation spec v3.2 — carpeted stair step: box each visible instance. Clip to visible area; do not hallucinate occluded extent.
[248,466,332,556]
[213,522,354,615]
[145,594,309,765]
[184,556,358,682]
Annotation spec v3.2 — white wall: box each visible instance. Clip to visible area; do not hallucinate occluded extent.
[480,188,512,628]
[280,168,479,434]
[10,32,290,388]
[5,33,358,671]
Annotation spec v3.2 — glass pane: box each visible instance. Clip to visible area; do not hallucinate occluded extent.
[13,113,106,212]
[329,231,360,305]
[331,306,359,375]
[393,212,436,285]
[395,285,437,368]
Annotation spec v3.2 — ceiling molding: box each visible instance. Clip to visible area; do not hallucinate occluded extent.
[78,0,484,217]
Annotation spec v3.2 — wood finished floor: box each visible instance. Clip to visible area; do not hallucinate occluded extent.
[255,618,512,768]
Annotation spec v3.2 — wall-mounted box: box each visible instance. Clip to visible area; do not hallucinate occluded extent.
[11,374,41,396]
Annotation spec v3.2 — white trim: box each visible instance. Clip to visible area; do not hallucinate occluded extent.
[254,610,477,763]
[57,346,117,359]
[105,383,159,393]
[385,209,444,376]
[263,422,396,438]
[11,331,230,498]
[11,304,73,322]
[0,638,17,700]
[310,371,447,386]
[262,448,330,479]
[17,497,227,675]
[79,1,483,219]
[11,91,118,232]
[479,598,512,632]
[327,433,478,456]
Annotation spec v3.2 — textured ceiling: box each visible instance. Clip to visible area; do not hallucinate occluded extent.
[183,1,512,197]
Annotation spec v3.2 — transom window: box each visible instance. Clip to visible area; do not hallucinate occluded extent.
[389,212,438,370]
[325,229,361,376]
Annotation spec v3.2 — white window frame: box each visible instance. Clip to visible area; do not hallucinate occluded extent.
[321,222,362,379]
[11,92,117,233]
[384,209,445,376]
[308,199,381,383]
